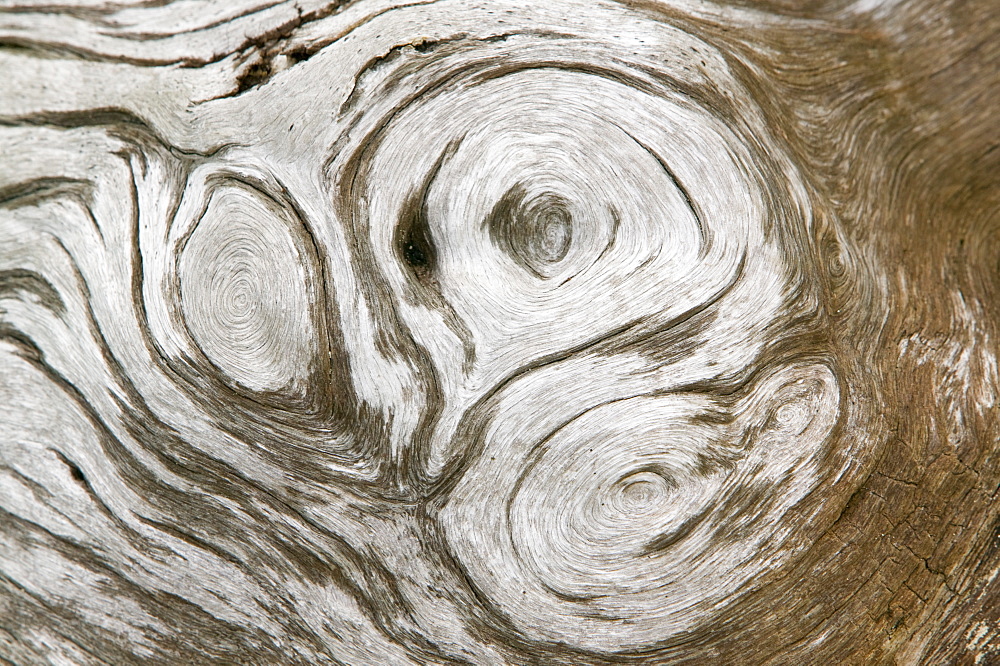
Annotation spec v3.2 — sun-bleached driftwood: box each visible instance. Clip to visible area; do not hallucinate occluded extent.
[1,0,998,663]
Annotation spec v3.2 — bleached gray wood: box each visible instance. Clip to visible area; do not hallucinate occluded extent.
[1,0,998,663]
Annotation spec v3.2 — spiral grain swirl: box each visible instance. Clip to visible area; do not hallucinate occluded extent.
[1,0,999,663]
[178,178,319,395]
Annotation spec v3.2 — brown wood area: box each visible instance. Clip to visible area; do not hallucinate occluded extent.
[0,0,998,663]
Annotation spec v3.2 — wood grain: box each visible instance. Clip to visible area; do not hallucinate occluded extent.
[1,0,998,663]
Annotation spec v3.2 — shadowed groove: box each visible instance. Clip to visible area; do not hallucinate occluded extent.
[1,0,999,663]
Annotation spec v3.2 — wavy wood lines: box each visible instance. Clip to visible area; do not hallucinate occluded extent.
[1,0,999,663]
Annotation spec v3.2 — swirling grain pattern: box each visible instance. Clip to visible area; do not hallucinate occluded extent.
[1,0,999,663]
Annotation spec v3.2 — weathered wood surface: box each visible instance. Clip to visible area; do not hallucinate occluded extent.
[1,0,998,663]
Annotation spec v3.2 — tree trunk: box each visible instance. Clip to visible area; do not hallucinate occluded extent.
[1,0,998,663]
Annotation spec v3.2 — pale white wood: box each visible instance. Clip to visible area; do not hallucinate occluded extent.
[1,0,998,663]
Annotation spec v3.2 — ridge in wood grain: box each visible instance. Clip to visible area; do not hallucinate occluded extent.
[1,0,998,663]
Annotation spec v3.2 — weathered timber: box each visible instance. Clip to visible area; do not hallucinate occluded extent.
[0,0,998,663]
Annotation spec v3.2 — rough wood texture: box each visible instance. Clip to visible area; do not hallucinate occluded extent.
[1,0,998,663]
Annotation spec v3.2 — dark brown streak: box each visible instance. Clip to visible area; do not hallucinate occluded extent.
[0,269,66,317]
[47,448,179,559]
[623,130,710,259]
[337,30,522,118]
[335,113,478,494]
[0,509,303,664]
[427,251,748,501]
[593,253,747,363]
[0,176,88,207]
[34,171,456,659]
[391,139,478,490]
[423,316,649,503]
[0,107,226,160]
[590,206,622,268]
[0,463,54,504]
[167,173,336,415]
[0,178,105,245]
[110,1,290,40]
[0,326,179,565]
[0,570,121,665]
[0,0,181,19]
[395,141,456,282]
[0,0,311,71]
[7,173,384,647]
